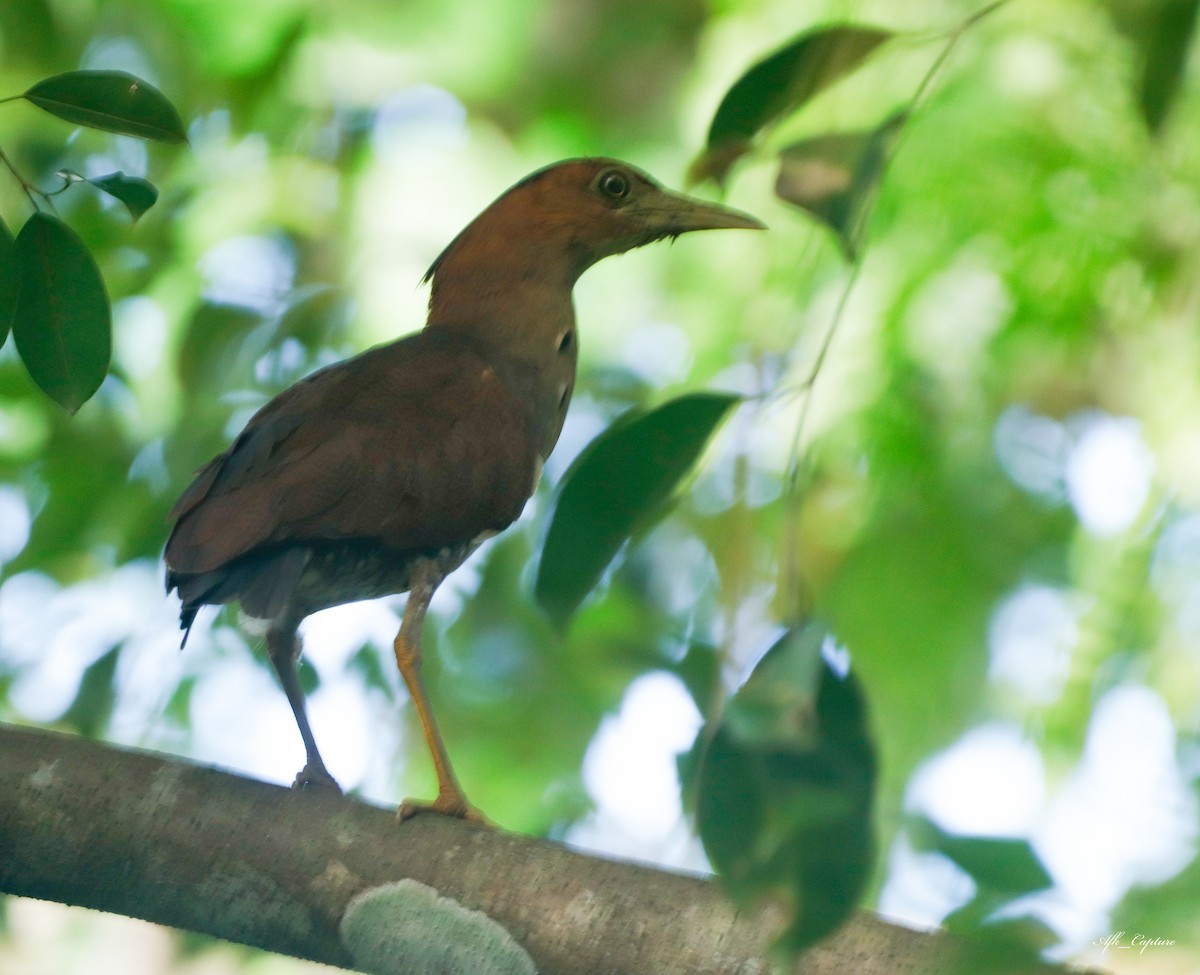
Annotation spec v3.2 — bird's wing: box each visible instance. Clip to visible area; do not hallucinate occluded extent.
[166,331,542,575]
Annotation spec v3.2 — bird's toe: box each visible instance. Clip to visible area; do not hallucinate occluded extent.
[397,792,487,824]
[292,764,342,795]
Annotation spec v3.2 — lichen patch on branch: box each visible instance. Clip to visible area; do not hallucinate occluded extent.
[340,879,537,975]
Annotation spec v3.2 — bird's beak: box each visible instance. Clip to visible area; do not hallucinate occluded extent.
[634,190,766,235]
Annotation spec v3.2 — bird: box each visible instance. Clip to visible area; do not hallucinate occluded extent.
[165,157,763,819]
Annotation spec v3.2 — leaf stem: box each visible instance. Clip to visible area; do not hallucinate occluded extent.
[0,145,52,213]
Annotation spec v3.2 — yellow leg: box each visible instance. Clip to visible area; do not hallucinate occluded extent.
[393,561,482,822]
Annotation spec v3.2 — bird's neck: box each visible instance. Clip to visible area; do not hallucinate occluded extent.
[423,209,585,371]
[423,233,581,459]
[422,190,588,354]
[426,266,577,349]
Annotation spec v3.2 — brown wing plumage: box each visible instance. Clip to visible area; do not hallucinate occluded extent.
[166,328,543,584]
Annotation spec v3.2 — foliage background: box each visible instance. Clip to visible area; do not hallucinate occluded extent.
[1,0,1198,971]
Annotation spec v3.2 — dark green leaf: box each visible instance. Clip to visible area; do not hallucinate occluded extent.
[1140,0,1200,131]
[911,817,1053,895]
[690,25,891,185]
[535,391,740,624]
[12,212,112,412]
[0,216,15,351]
[84,171,159,222]
[692,623,876,954]
[775,111,907,260]
[24,70,187,143]
[1105,0,1200,132]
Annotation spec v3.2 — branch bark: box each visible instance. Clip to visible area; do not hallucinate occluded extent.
[0,724,1085,975]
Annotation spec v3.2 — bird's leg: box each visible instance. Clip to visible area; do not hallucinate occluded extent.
[393,560,481,822]
[266,622,341,794]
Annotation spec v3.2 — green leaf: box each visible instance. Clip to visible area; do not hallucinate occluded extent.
[535,391,740,624]
[24,70,187,143]
[690,25,892,186]
[0,216,15,351]
[692,623,876,955]
[83,171,160,222]
[911,817,1054,895]
[12,212,112,412]
[775,111,907,261]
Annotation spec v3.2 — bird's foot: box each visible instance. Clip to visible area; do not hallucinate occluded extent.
[292,763,342,794]
[397,789,487,824]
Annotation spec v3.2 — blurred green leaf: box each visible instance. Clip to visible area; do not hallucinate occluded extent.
[911,817,1053,895]
[349,641,394,698]
[59,645,120,738]
[177,302,267,396]
[535,391,740,624]
[939,894,1060,975]
[1104,845,1200,960]
[690,25,891,185]
[167,0,308,79]
[691,623,876,954]
[1110,843,1200,942]
[775,111,907,260]
[277,284,351,349]
[1141,0,1200,131]
[12,212,111,412]
[672,639,721,714]
[0,0,58,65]
[163,676,197,726]
[297,656,320,695]
[1105,0,1200,132]
[75,171,159,222]
[0,216,14,351]
[23,70,187,143]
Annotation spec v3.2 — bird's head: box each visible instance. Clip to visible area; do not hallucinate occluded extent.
[424,158,764,290]
[515,158,765,269]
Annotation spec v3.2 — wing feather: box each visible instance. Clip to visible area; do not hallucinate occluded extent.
[166,330,541,575]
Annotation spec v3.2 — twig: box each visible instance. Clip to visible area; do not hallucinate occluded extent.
[778,0,1012,607]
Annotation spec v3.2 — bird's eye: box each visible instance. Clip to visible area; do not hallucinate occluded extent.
[597,169,630,201]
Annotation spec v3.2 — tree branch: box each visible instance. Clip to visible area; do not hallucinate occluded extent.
[0,724,1090,974]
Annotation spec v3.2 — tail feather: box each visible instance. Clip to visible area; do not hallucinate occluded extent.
[165,545,310,647]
